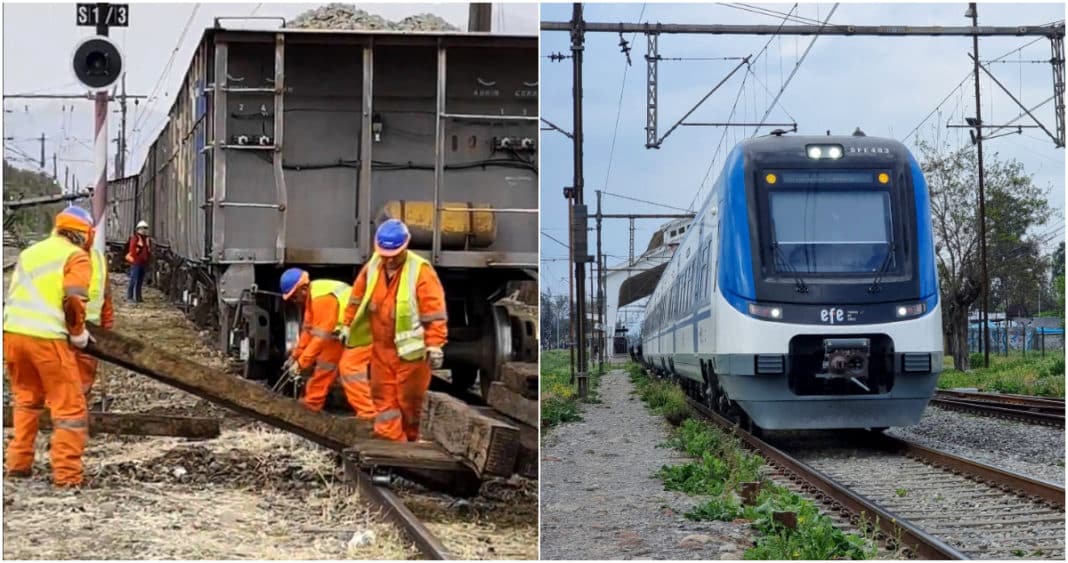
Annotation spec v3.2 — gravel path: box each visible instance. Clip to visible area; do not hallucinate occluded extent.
[540,370,754,560]
[888,406,1065,485]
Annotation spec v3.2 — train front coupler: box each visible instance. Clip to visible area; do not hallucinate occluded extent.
[818,338,872,393]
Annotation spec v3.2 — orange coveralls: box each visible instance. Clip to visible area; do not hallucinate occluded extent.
[4,250,92,486]
[342,258,447,441]
[292,290,375,418]
[76,283,114,398]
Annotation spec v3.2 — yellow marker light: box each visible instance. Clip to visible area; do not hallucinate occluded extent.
[878,172,890,184]
[766,173,778,184]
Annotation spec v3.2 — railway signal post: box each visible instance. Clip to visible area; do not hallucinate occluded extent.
[73,2,128,254]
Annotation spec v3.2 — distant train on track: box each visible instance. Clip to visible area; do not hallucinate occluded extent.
[105,25,538,395]
[639,132,942,430]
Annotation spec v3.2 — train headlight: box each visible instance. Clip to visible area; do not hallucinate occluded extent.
[806,144,844,160]
[895,302,926,319]
[748,303,783,320]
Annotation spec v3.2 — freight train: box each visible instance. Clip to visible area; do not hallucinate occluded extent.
[105,25,538,396]
[639,132,942,430]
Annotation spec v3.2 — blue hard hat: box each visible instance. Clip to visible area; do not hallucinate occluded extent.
[61,205,94,226]
[280,268,309,300]
[374,219,411,257]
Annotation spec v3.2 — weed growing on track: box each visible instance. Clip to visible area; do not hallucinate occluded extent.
[541,349,604,430]
[938,353,1066,397]
[629,363,878,560]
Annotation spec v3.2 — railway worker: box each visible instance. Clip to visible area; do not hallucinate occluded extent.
[77,224,115,401]
[341,219,448,442]
[3,207,94,486]
[124,220,151,303]
[280,268,375,418]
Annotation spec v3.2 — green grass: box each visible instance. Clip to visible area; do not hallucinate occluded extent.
[627,362,691,425]
[938,353,1066,397]
[629,364,879,560]
[540,349,604,430]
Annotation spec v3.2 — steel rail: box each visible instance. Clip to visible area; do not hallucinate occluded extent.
[931,392,1065,427]
[350,467,452,559]
[686,398,966,560]
[936,389,1066,408]
[875,433,1065,508]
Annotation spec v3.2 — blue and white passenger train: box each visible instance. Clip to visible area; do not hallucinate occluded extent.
[640,132,942,430]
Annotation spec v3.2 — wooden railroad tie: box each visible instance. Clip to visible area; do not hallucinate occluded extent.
[80,325,497,496]
[2,408,220,439]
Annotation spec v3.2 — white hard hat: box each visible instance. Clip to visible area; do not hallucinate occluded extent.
[136,220,149,229]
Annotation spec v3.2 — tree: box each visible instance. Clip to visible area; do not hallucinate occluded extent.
[1052,241,1065,281]
[919,141,1050,371]
[540,290,570,349]
[3,160,67,240]
[1055,274,1066,327]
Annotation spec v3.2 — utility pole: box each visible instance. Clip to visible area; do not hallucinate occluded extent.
[118,72,127,177]
[596,189,604,372]
[629,217,636,265]
[968,2,992,369]
[65,166,70,193]
[53,153,58,180]
[570,2,589,398]
[39,133,46,168]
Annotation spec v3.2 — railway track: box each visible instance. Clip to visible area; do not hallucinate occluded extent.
[684,396,1065,559]
[931,390,1066,427]
[344,464,452,559]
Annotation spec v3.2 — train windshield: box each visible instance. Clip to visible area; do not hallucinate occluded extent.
[769,190,893,274]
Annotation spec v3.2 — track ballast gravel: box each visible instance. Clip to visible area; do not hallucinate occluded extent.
[540,369,755,560]
[888,405,1065,485]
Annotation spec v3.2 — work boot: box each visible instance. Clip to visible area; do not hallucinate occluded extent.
[4,468,32,479]
[52,478,86,489]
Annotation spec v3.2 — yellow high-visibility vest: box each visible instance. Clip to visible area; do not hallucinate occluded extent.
[309,279,351,332]
[86,248,108,324]
[3,236,85,339]
[346,252,429,361]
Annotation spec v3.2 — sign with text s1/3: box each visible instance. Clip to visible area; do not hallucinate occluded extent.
[76,3,129,27]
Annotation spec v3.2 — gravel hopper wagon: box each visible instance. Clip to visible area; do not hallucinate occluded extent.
[105,20,538,397]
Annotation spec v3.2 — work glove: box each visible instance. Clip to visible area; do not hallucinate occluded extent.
[69,331,95,350]
[333,328,349,346]
[281,356,297,374]
[288,361,312,387]
[426,346,444,369]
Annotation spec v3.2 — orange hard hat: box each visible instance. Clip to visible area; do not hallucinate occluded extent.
[54,206,94,234]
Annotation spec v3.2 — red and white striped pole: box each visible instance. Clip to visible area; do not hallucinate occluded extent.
[92,89,108,254]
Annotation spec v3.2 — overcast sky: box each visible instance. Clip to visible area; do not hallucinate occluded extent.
[2,2,537,189]
[540,2,1067,297]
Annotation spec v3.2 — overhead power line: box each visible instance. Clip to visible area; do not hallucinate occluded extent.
[129,4,201,159]
[602,190,692,213]
[752,3,839,137]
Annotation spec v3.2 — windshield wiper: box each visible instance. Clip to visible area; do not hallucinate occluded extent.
[867,244,896,294]
[772,242,809,294]
[768,218,809,294]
